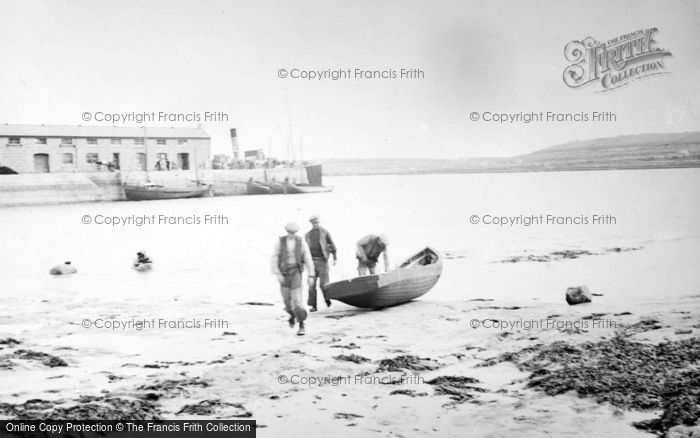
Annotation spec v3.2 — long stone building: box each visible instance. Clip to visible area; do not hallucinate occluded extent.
[0,124,210,173]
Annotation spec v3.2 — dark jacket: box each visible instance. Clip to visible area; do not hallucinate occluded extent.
[305,226,337,261]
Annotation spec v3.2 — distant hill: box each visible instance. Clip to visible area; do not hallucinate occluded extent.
[322,131,700,176]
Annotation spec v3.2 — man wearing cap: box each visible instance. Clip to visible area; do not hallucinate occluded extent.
[271,222,315,335]
[356,234,390,276]
[305,214,337,312]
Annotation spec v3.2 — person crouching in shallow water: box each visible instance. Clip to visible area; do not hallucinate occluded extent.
[49,261,77,275]
[133,251,153,270]
[305,214,337,312]
[356,234,390,276]
[272,222,315,336]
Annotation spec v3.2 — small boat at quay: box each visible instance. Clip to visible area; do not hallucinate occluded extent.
[123,126,211,201]
[124,183,210,201]
[284,182,334,194]
[324,247,442,309]
[259,180,333,195]
[246,180,272,195]
[268,181,287,194]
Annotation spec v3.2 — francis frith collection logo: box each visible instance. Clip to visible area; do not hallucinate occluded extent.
[563,28,672,92]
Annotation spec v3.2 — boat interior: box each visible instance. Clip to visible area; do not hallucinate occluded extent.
[400,248,439,268]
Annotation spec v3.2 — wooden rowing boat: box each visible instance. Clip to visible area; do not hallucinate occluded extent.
[324,247,442,309]
[124,183,211,201]
[285,183,334,194]
[268,181,287,194]
[133,262,153,272]
[246,180,271,195]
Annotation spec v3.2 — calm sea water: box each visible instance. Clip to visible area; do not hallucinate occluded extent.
[1,168,699,306]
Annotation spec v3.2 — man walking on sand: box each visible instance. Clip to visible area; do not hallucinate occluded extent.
[356,234,390,276]
[305,214,337,312]
[272,222,315,336]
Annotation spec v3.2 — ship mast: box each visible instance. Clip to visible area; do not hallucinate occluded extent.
[144,126,150,183]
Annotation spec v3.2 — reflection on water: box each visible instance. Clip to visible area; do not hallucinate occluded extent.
[1,168,699,305]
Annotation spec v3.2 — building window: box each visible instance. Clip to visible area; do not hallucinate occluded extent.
[8,137,21,146]
[86,153,99,164]
[62,153,74,164]
[156,139,166,145]
[36,137,47,144]
[178,138,188,145]
[134,138,144,145]
[87,138,98,145]
[61,138,73,145]
[111,138,121,145]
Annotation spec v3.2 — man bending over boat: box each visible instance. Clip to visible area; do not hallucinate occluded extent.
[272,222,316,336]
[305,214,337,312]
[356,234,390,276]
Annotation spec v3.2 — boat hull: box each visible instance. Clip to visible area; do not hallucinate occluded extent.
[246,182,271,195]
[123,185,211,201]
[133,263,153,272]
[324,247,442,309]
[285,184,334,194]
[268,182,287,194]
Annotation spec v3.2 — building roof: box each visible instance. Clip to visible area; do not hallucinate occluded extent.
[0,124,210,139]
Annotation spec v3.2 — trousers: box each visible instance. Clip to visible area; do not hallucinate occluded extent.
[279,268,306,323]
[308,258,329,307]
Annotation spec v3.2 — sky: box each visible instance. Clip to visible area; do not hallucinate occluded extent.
[0,0,699,159]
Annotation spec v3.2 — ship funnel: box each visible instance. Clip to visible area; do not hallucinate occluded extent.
[230,128,239,160]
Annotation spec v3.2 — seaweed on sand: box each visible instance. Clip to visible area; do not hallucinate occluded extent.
[389,389,428,397]
[176,399,252,417]
[13,349,67,367]
[426,376,486,404]
[500,247,643,264]
[0,396,160,420]
[137,377,211,398]
[334,354,371,364]
[499,336,700,436]
[0,338,21,346]
[376,355,440,372]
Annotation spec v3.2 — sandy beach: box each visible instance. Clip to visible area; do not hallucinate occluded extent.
[1,283,698,437]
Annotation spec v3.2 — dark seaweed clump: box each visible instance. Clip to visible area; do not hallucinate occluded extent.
[14,349,67,367]
[176,399,251,417]
[0,396,160,420]
[426,376,485,404]
[334,354,371,364]
[376,355,439,372]
[504,337,700,436]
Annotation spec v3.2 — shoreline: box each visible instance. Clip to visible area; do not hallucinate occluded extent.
[323,162,700,177]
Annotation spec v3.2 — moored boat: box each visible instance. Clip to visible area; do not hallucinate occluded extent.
[285,183,334,194]
[246,180,271,195]
[268,181,287,194]
[124,183,210,201]
[122,126,212,201]
[324,247,442,309]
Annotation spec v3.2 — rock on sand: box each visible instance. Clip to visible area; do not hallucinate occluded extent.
[565,286,592,305]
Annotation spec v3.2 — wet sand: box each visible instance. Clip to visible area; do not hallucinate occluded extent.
[1,290,698,437]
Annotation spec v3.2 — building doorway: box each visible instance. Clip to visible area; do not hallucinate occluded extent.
[136,153,146,171]
[33,153,50,173]
[177,153,190,170]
